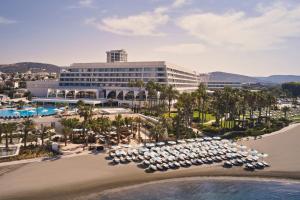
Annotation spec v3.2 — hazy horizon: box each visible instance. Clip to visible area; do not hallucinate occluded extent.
[1,0,300,76]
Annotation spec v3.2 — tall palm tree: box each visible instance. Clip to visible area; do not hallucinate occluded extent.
[145,80,157,112]
[1,123,9,150]
[165,85,179,117]
[90,116,112,147]
[22,119,35,148]
[150,122,167,142]
[134,116,143,143]
[124,116,134,135]
[194,83,207,124]
[7,122,17,144]
[113,114,124,144]
[281,106,290,119]
[77,101,94,147]
[40,125,52,146]
[0,124,4,146]
[60,118,79,143]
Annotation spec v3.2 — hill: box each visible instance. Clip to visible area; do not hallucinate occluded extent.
[255,75,300,84]
[208,72,259,83]
[208,72,300,84]
[0,62,61,73]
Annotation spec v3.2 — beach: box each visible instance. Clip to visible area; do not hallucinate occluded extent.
[0,123,299,200]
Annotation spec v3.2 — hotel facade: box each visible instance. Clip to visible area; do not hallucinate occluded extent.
[27,50,200,105]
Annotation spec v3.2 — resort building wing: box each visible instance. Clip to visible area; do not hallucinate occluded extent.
[27,50,200,105]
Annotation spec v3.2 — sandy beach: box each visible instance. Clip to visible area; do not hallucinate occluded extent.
[0,123,299,200]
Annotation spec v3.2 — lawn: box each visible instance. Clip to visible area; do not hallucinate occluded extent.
[163,111,215,122]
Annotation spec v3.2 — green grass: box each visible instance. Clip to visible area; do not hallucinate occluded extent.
[163,111,215,122]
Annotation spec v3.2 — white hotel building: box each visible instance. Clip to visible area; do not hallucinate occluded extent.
[27,50,200,105]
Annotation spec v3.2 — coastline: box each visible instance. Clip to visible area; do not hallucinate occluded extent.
[0,123,299,200]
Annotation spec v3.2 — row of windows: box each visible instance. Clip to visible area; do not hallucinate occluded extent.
[166,68,196,77]
[60,73,166,77]
[66,67,166,73]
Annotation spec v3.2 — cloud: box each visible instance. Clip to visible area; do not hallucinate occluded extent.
[177,3,300,50]
[156,43,206,54]
[0,16,16,25]
[67,0,95,9]
[172,0,187,8]
[85,9,169,36]
[79,0,93,8]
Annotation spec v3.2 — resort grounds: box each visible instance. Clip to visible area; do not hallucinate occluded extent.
[0,123,299,200]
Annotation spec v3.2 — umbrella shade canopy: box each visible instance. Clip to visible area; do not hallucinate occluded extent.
[145,143,156,148]
[177,140,186,144]
[167,141,176,145]
[156,142,165,146]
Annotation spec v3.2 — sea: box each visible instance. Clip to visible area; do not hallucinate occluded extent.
[93,177,300,200]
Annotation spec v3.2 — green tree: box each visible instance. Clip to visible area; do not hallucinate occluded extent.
[113,114,124,144]
[281,106,290,119]
[165,85,179,117]
[134,116,143,143]
[22,119,35,148]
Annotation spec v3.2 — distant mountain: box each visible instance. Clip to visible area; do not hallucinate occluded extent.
[0,62,61,73]
[208,72,300,84]
[208,72,259,83]
[255,75,300,84]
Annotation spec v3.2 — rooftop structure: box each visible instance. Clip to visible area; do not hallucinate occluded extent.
[106,49,127,63]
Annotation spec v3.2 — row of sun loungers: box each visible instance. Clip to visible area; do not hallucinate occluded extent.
[107,137,270,172]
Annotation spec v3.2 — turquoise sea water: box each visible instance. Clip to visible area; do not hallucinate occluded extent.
[0,107,57,118]
[98,178,300,200]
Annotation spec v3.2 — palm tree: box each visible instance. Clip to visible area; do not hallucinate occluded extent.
[150,122,167,142]
[113,114,124,144]
[1,123,9,150]
[40,125,52,146]
[22,119,35,148]
[0,124,4,146]
[165,85,179,117]
[134,116,143,143]
[7,122,17,144]
[145,80,157,112]
[90,116,112,147]
[62,127,72,146]
[60,118,79,143]
[281,106,290,119]
[77,101,94,147]
[124,116,134,135]
[194,83,207,124]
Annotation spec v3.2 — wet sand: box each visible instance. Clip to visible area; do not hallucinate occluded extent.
[0,123,299,200]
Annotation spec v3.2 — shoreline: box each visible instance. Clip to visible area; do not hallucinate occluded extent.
[0,123,299,200]
[98,176,300,195]
[1,169,299,200]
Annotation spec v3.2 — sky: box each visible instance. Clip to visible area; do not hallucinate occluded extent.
[0,0,300,76]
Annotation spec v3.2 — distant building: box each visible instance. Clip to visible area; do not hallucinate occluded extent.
[198,73,242,89]
[106,49,128,63]
[206,81,242,89]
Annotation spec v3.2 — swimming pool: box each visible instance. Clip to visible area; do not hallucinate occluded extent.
[0,107,60,118]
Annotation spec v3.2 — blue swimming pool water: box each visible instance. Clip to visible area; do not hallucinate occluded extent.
[97,178,300,200]
[0,107,58,118]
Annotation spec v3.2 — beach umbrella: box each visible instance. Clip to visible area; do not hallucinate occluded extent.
[186,139,195,143]
[167,141,176,145]
[121,144,131,148]
[145,143,156,148]
[250,149,258,155]
[177,140,186,144]
[156,142,165,146]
